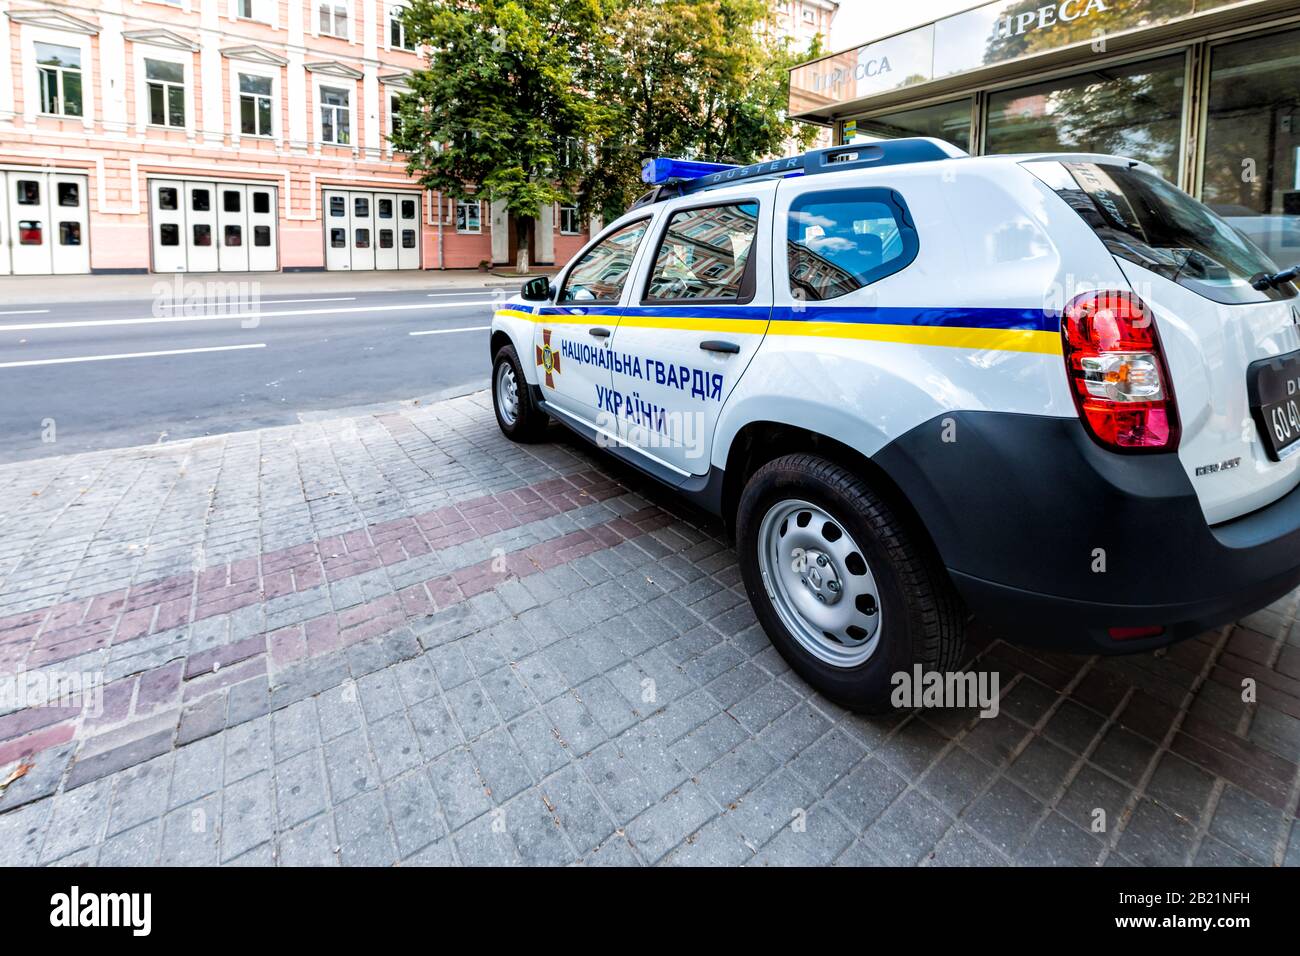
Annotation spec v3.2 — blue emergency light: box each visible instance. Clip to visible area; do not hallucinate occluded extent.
[641,157,738,185]
[631,139,967,209]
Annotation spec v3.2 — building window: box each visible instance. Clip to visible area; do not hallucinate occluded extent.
[320,86,351,145]
[401,228,416,248]
[240,73,273,136]
[223,190,241,213]
[146,59,186,128]
[254,225,272,247]
[456,199,481,233]
[329,195,346,217]
[36,42,83,117]
[389,6,414,50]
[379,229,394,248]
[19,221,43,245]
[389,93,404,143]
[354,196,369,217]
[194,224,212,246]
[319,3,349,39]
[558,204,580,235]
[192,188,210,211]
[848,98,972,154]
[378,198,393,219]
[158,186,178,210]
[58,183,79,206]
[225,225,242,246]
[1202,26,1300,268]
[400,199,416,219]
[985,54,1185,183]
[59,222,81,246]
[160,223,179,246]
[17,180,39,205]
[646,203,760,302]
[237,0,264,20]
[355,228,370,248]
[330,228,346,247]
[253,191,271,215]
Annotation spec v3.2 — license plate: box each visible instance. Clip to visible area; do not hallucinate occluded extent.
[1248,350,1300,462]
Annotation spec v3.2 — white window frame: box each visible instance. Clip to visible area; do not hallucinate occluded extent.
[35,41,84,119]
[231,63,279,145]
[316,80,352,147]
[387,4,415,52]
[387,89,407,153]
[229,0,275,26]
[145,59,186,129]
[456,199,482,234]
[317,2,352,40]
[22,27,94,130]
[133,47,192,133]
[558,203,580,235]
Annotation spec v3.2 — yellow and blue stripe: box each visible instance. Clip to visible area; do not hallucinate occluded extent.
[494,303,1063,355]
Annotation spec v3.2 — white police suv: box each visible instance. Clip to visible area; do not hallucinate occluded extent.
[489,139,1300,712]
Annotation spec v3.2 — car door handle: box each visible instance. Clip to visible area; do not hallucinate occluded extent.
[699,340,740,354]
[588,327,611,338]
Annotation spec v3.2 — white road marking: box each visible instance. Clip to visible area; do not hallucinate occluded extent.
[427,291,501,297]
[0,343,266,369]
[0,309,50,315]
[158,296,358,307]
[0,301,492,332]
[408,326,491,336]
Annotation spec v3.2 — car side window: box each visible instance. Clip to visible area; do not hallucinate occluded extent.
[559,219,649,303]
[787,188,918,301]
[644,202,759,303]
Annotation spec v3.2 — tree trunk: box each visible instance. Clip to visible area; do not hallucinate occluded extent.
[515,216,532,275]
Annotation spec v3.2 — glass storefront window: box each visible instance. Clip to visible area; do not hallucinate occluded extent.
[1201,27,1300,270]
[847,99,972,153]
[985,54,1186,182]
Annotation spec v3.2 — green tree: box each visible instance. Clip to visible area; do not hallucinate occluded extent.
[584,0,821,216]
[393,0,611,273]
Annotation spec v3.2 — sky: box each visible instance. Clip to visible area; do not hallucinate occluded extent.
[831,0,976,51]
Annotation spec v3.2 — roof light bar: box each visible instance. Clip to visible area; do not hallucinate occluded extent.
[631,138,967,209]
[641,158,739,185]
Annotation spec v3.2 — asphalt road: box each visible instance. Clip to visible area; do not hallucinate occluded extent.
[0,287,510,462]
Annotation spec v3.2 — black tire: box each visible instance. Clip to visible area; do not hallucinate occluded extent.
[492,343,550,442]
[735,453,965,713]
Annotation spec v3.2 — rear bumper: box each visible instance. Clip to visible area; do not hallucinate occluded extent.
[872,412,1300,653]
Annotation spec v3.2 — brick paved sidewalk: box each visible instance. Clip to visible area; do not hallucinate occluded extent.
[0,392,1298,866]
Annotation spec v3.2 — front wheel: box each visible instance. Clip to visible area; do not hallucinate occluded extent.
[736,454,965,712]
[492,344,549,442]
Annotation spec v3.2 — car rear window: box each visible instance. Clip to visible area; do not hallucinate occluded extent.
[1025,160,1293,305]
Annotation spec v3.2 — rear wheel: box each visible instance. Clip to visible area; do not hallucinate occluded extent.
[736,454,965,712]
[492,344,549,442]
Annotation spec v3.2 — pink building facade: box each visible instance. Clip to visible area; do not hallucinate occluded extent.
[0,0,592,275]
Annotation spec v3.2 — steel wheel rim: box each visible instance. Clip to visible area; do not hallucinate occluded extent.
[756,498,883,668]
[496,362,519,426]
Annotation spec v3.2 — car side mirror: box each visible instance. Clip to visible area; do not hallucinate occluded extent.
[521,276,554,302]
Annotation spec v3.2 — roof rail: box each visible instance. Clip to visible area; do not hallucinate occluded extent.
[629,138,966,209]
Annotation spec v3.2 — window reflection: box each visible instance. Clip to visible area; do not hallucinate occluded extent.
[1202,27,1300,269]
[985,53,1185,182]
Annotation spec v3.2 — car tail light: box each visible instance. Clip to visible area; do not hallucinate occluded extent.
[1061,290,1180,452]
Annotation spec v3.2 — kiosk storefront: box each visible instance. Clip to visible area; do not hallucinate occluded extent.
[789,0,1300,265]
